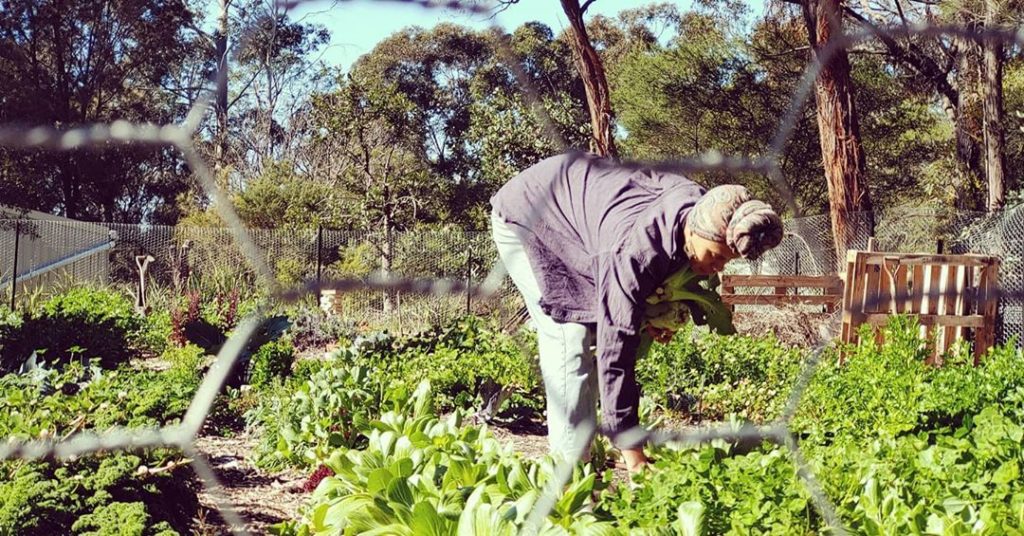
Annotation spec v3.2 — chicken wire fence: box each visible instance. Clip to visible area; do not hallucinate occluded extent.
[1,2,1024,534]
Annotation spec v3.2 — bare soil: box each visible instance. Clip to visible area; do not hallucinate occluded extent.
[190,433,307,535]
[187,423,556,534]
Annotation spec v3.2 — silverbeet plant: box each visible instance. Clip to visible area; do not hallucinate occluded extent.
[271,380,619,536]
[639,266,735,357]
[249,364,380,469]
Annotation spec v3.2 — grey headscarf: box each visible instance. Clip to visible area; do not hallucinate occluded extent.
[688,185,784,260]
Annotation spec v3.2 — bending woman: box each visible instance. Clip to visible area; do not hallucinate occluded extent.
[490,151,783,473]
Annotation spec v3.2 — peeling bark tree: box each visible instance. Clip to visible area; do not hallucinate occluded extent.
[497,0,617,157]
[982,0,1006,211]
[842,6,984,200]
[215,0,230,169]
[560,0,617,157]
[800,0,874,265]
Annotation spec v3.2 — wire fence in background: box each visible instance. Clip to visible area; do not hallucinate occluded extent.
[1,219,523,334]
[5,204,1024,346]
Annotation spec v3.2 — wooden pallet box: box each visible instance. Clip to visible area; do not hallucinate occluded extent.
[840,249,1000,364]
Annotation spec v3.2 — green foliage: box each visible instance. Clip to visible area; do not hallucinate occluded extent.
[358,316,541,414]
[161,343,205,388]
[248,339,295,389]
[1,287,143,372]
[0,362,200,442]
[249,317,541,470]
[138,309,173,355]
[260,317,1024,534]
[71,501,178,536]
[813,396,1024,534]
[0,306,24,362]
[0,0,194,222]
[636,325,803,422]
[0,358,203,535]
[234,161,345,230]
[609,321,1024,534]
[0,454,195,536]
[286,307,357,352]
[643,269,734,334]
[794,316,1024,442]
[331,242,377,278]
[602,439,817,534]
[249,364,380,469]
[273,381,616,536]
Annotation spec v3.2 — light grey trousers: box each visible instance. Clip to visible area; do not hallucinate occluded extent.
[490,211,599,461]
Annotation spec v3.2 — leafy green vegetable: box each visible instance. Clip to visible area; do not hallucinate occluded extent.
[645,268,735,334]
[274,380,618,536]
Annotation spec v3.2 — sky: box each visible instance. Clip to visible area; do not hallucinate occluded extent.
[282,0,767,72]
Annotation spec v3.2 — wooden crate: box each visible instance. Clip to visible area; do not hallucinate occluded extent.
[840,248,1000,364]
[721,274,844,312]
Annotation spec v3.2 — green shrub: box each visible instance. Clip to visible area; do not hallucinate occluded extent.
[1,287,143,372]
[286,306,357,352]
[0,353,203,535]
[357,316,542,414]
[71,501,178,536]
[0,306,23,362]
[248,364,380,469]
[291,358,326,384]
[248,339,295,388]
[636,325,804,422]
[0,455,196,536]
[161,343,205,387]
[138,310,173,355]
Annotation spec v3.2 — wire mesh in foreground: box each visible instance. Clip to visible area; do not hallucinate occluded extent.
[1,1,1023,533]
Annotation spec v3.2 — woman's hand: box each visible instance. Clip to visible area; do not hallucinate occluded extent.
[644,325,676,344]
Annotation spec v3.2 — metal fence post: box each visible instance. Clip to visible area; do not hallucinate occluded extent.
[466,249,472,315]
[795,251,801,275]
[315,226,323,284]
[10,220,20,310]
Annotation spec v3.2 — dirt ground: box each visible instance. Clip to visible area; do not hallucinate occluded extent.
[191,433,307,535]
[189,424,556,534]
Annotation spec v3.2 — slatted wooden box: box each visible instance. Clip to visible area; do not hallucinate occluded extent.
[840,248,1000,364]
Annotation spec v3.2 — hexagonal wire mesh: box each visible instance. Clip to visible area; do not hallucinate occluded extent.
[2,2,1024,534]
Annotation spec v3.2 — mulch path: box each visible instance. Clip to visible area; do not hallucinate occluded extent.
[191,434,307,535]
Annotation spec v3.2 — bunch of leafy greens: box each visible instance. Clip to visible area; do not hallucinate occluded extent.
[639,266,735,356]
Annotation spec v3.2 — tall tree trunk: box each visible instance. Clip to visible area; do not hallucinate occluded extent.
[214,0,229,169]
[954,33,984,209]
[560,0,617,157]
[982,1,1006,211]
[801,0,874,267]
[842,7,982,194]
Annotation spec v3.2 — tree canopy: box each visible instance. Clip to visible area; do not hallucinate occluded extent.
[1,0,1023,227]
